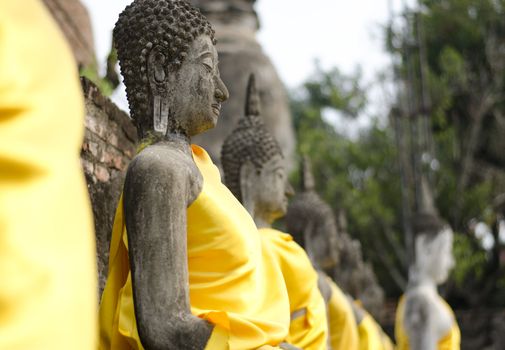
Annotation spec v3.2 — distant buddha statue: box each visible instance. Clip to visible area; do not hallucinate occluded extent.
[98,1,294,349]
[189,0,296,168]
[286,158,394,350]
[284,158,359,350]
[395,211,460,350]
[221,74,327,350]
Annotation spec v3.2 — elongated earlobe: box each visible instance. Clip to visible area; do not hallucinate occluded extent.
[153,95,169,134]
[148,47,169,134]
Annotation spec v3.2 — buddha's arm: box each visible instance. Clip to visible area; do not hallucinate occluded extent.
[404,295,437,350]
[124,153,213,350]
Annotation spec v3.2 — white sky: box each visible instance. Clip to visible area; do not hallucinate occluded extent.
[81,0,414,124]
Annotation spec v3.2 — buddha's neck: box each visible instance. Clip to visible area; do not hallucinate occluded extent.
[252,205,273,229]
[408,265,437,292]
[164,131,190,144]
[155,132,192,156]
[254,216,270,229]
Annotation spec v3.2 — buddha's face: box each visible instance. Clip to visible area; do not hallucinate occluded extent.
[169,35,229,136]
[312,217,340,274]
[253,154,294,222]
[416,227,455,284]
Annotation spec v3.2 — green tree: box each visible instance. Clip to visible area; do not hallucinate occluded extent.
[290,66,408,296]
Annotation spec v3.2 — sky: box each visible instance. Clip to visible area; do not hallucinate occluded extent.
[81,0,414,119]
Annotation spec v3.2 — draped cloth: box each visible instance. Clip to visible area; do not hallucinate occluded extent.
[0,1,97,349]
[99,145,290,350]
[326,278,360,350]
[357,313,394,350]
[259,228,328,350]
[395,295,461,350]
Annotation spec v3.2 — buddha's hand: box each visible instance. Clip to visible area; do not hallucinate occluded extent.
[179,316,215,350]
[279,343,302,350]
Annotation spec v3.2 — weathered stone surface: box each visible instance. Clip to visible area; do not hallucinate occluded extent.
[110,1,228,347]
[190,0,295,168]
[42,0,95,67]
[80,78,137,296]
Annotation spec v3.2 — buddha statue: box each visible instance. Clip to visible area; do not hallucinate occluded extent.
[284,157,340,275]
[99,1,294,349]
[221,74,327,350]
[286,158,393,350]
[189,0,296,168]
[282,160,358,350]
[395,212,460,350]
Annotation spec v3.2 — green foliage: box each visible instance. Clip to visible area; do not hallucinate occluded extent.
[290,0,505,304]
[290,67,406,295]
[452,233,487,286]
[80,64,115,97]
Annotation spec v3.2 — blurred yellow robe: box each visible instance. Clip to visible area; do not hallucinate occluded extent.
[259,228,328,350]
[99,145,290,350]
[395,295,460,350]
[326,278,360,350]
[357,312,394,350]
[0,1,97,349]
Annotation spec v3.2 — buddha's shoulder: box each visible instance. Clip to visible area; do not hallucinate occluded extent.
[128,144,199,180]
[404,288,440,315]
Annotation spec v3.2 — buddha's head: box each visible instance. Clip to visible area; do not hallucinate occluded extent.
[412,212,455,285]
[114,0,229,139]
[285,157,340,274]
[221,74,292,224]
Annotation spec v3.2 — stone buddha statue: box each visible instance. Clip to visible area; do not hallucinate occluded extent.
[221,74,327,350]
[285,159,362,350]
[286,158,393,350]
[189,0,295,168]
[285,157,341,276]
[99,1,294,349]
[395,212,460,350]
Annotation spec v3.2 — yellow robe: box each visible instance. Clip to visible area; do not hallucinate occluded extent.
[326,278,360,350]
[0,1,97,349]
[357,312,394,350]
[259,228,328,350]
[395,295,461,350]
[99,145,290,350]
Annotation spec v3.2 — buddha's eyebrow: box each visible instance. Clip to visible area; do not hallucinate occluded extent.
[197,51,213,59]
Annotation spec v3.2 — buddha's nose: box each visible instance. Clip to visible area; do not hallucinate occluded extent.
[285,181,295,197]
[214,75,229,103]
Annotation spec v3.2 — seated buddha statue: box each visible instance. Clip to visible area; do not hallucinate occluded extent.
[285,161,358,350]
[395,211,460,350]
[286,159,394,350]
[98,1,295,349]
[221,74,328,350]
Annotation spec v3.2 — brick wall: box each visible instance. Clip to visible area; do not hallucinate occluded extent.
[80,78,137,295]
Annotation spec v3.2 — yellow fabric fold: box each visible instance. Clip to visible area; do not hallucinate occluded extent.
[326,278,359,350]
[99,145,290,350]
[0,1,97,349]
[395,294,461,350]
[259,228,328,350]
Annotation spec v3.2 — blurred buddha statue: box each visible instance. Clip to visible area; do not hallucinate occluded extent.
[189,0,295,168]
[395,180,460,350]
[285,159,360,350]
[99,1,295,349]
[286,158,394,350]
[221,74,327,350]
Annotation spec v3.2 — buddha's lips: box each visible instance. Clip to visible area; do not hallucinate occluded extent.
[212,103,221,115]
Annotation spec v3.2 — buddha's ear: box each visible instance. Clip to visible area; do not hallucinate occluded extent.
[147,46,169,134]
[239,160,257,213]
[147,47,167,85]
